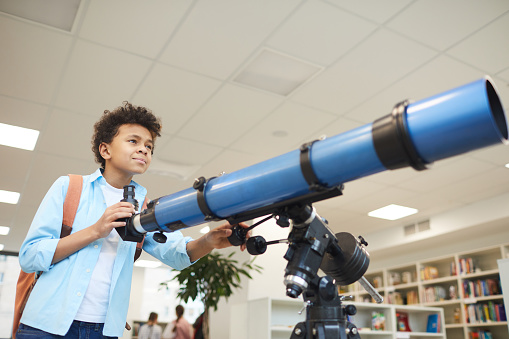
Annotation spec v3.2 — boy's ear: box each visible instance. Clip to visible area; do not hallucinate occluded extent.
[99,142,111,160]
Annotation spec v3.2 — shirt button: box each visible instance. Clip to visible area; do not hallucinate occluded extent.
[94,245,98,249]
[77,292,82,297]
[86,269,91,273]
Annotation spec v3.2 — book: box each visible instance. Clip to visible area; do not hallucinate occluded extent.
[426,313,440,333]
[396,312,411,332]
[371,311,385,331]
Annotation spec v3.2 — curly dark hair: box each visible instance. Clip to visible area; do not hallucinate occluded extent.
[92,102,162,169]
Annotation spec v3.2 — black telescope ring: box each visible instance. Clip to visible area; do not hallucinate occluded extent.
[372,100,430,171]
[300,139,328,191]
[193,176,222,222]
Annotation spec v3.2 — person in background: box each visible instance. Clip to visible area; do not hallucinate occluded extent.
[192,313,204,339]
[138,312,162,339]
[162,305,191,339]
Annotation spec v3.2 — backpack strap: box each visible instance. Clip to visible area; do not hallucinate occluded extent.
[61,174,83,237]
[133,196,149,262]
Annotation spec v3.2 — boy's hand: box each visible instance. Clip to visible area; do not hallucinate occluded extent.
[93,201,136,238]
[186,222,251,262]
[205,222,251,251]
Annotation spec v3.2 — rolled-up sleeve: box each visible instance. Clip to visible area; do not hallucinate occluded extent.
[142,231,195,270]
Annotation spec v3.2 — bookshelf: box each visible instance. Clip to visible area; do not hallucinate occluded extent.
[343,243,509,339]
[230,297,445,339]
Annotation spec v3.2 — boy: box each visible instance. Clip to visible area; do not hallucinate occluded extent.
[17,102,246,338]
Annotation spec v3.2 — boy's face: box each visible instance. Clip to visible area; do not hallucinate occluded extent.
[100,124,154,177]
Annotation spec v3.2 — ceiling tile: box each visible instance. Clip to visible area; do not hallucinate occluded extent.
[132,63,222,135]
[22,152,95,207]
[178,84,283,147]
[80,0,192,59]
[344,55,486,122]
[36,108,97,161]
[157,136,223,166]
[468,144,509,166]
[0,146,32,191]
[386,0,509,51]
[0,95,50,130]
[159,0,300,79]
[267,1,377,65]
[325,0,413,24]
[197,149,267,181]
[447,12,509,74]
[291,28,436,115]
[229,101,336,157]
[55,40,152,115]
[0,15,73,103]
[396,156,497,193]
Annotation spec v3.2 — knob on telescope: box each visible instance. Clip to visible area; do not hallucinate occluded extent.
[228,225,248,246]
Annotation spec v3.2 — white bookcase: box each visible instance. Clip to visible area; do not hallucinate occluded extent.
[231,297,445,339]
[344,243,509,339]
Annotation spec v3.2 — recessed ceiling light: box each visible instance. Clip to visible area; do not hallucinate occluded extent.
[234,48,322,96]
[0,244,4,251]
[0,123,39,151]
[368,204,418,221]
[0,190,20,204]
[134,260,162,268]
[505,163,509,169]
[200,226,210,234]
[0,226,10,235]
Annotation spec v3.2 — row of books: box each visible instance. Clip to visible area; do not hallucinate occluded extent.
[422,286,451,303]
[459,257,476,274]
[465,302,507,324]
[420,266,439,280]
[386,291,419,305]
[462,278,501,298]
[469,330,493,339]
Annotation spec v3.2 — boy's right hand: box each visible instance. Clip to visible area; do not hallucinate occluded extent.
[93,202,135,239]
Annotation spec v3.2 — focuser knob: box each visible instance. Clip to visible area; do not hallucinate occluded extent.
[227,225,248,246]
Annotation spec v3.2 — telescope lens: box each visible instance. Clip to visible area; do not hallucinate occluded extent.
[486,79,508,140]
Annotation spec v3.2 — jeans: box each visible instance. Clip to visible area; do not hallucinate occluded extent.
[16,321,118,339]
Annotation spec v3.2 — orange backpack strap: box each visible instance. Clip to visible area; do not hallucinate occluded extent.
[133,196,149,262]
[61,174,83,237]
[13,174,83,339]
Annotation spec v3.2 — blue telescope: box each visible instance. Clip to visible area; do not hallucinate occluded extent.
[130,76,507,236]
[122,76,506,338]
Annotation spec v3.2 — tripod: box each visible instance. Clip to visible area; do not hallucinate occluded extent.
[290,275,360,339]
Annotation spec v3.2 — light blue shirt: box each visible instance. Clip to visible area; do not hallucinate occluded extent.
[19,169,194,336]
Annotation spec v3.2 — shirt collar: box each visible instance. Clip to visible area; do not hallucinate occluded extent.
[91,168,147,197]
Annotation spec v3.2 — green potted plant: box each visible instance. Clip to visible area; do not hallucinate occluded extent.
[160,251,262,339]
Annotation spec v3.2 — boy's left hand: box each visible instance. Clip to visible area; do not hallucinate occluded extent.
[206,222,250,251]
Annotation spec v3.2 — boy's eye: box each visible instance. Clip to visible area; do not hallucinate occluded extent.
[129,139,137,144]
[146,145,153,150]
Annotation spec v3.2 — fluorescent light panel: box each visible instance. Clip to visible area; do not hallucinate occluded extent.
[0,244,4,251]
[0,226,10,235]
[368,204,418,221]
[0,123,39,151]
[0,190,20,204]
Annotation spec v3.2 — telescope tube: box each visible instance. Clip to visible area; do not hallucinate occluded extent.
[133,77,507,234]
